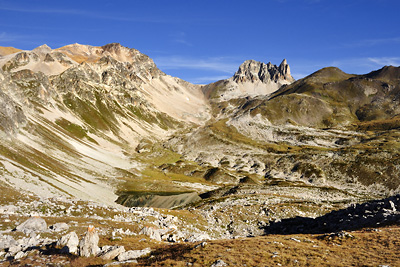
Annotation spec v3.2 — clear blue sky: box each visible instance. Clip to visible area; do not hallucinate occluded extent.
[0,0,399,84]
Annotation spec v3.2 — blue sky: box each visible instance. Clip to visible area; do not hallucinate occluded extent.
[0,0,399,84]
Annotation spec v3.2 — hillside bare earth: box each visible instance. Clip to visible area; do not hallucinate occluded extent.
[0,43,400,265]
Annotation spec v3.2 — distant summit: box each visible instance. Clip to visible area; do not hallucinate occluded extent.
[203,59,295,101]
[233,59,294,84]
[365,65,400,83]
[32,44,52,54]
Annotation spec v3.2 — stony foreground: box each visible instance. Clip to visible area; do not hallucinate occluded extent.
[1,182,400,266]
[1,220,400,266]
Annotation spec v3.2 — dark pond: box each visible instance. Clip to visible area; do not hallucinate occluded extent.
[116,191,201,209]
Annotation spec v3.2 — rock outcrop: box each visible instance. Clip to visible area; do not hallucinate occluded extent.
[139,226,162,241]
[14,217,47,234]
[0,235,16,250]
[202,59,295,101]
[117,248,152,261]
[50,222,69,232]
[98,245,125,260]
[233,59,294,84]
[57,231,79,254]
[79,225,100,257]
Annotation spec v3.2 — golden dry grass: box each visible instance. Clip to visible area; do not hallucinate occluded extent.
[136,226,400,267]
[0,47,22,56]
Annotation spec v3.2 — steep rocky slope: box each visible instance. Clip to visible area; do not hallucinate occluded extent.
[0,43,209,204]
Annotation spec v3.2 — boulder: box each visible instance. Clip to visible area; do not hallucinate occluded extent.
[57,231,79,254]
[194,241,207,249]
[139,226,161,241]
[15,216,47,234]
[7,245,23,255]
[117,248,151,261]
[79,226,100,257]
[18,235,40,249]
[0,205,17,214]
[185,233,211,242]
[50,222,69,232]
[211,259,227,267]
[13,251,27,260]
[167,234,177,242]
[0,235,16,250]
[99,245,125,260]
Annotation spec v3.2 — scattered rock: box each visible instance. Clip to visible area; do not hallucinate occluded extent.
[99,245,125,260]
[389,201,396,212]
[0,235,16,250]
[185,233,211,242]
[15,216,47,234]
[195,242,207,249]
[104,259,138,266]
[117,248,151,261]
[13,251,27,260]
[320,231,354,241]
[0,205,17,214]
[167,233,178,242]
[210,259,227,267]
[50,222,69,232]
[7,245,23,255]
[57,231,79,254]
[139,226,161,241]
[79,225,100,257]
[19,235,40,248]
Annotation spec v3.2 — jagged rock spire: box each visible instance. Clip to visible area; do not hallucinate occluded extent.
[279,59,291,78]
[233,59,294,84]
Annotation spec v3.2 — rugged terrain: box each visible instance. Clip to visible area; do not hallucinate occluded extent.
[0,43,400,265]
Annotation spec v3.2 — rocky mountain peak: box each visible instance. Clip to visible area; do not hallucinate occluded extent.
[365,65,400,82]
[32,44,52,54]
[202,59,296,101]
[100,43,145,65]
[233,59,294,84]
[101,43,129,58]
[101,43,123,52]
[279,58,291,77]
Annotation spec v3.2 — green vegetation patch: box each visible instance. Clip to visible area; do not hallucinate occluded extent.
[55,118,87,139]
[55,118,98,144]
[62,92,118,133]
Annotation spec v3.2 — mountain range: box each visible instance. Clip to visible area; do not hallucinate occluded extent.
[0,42,399,217]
